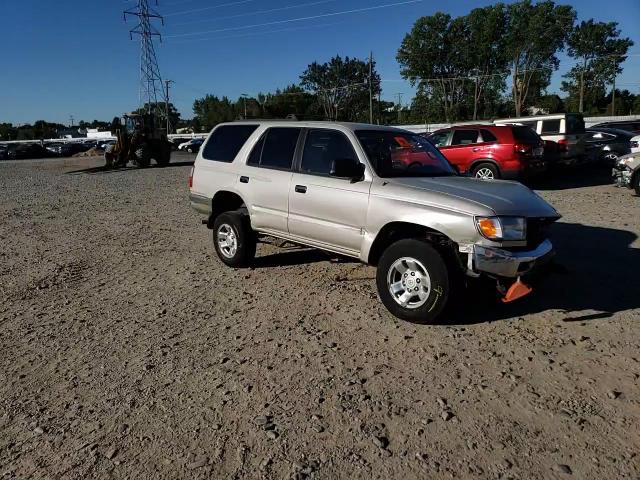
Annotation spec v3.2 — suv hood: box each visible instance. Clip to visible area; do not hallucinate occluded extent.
[380,176,559,218]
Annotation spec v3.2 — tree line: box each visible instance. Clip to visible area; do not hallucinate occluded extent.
[1,0,637,140]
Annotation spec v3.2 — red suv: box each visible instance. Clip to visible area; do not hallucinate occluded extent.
[427,125,546,180]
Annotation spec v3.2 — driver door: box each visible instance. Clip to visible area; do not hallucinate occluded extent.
[287,128,371,255]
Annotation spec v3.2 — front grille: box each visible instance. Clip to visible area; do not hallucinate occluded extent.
[526,217,557,248]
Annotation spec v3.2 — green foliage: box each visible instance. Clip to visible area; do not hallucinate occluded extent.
[300,55,381,121]
[134,102,181,132]
[562,19,634,113]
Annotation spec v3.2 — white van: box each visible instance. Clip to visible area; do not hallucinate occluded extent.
[494,113,586,166]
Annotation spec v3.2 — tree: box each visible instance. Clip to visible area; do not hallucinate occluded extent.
[503,1,575,116]
[0,123,18,141]
[300,55,381,121]
[192,95,237,130]
[563,19,634,113]
[397,12,470,122]
[134,102,181,133]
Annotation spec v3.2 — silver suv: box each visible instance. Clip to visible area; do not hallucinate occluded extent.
[189,121,560,323]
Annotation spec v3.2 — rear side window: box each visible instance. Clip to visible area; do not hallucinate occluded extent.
[512,126,541,144]
[451,129,480,145]
[541,119,561,134]
[480,129,497,142]
[202,125,258,162]
[248,127,301,170]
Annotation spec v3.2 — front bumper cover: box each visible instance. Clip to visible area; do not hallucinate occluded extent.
[470,239,555,278]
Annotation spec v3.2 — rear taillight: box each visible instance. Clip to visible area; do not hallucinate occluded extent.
[188,166,194,189]
[557,138,569,152]
[513,143,532,154]
[631,141,639,148]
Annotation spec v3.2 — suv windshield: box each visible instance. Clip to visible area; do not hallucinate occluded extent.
[355,130,456,178]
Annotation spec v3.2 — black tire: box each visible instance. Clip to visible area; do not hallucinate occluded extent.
[212,212,256,268]
[104,145,115,167]
[376,239,450,324]
[471,162,500,180]
[134,144,152,168]
[156,143,171,167]
[633,172,640,196]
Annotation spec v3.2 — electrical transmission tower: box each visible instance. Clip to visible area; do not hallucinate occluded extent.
[124,0,167,119]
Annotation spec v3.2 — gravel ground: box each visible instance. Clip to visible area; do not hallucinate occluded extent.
[1,154,639,479]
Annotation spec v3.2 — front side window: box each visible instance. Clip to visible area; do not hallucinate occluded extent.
[202,124,258,162]
[300,129,358,176]
[246,127,301,170]
[451,129,480,146]
[356,130,456,178]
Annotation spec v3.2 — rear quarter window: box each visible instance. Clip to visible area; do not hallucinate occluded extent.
[566,115,585,134]
[512,126,541,144]
[202,124,258,162]
[541,120,561,135]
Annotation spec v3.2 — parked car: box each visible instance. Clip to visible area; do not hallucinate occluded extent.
[99,140,116,150]
[494,113,586,166]
[184,138,204,153]
[630,135,640,154]
[189,121,560,324]
[612,152,640,195]
[178,138,203,151]
[6,143,50,159]
[584,127,635,165]
[427,124,546,180]
[591,120,640,135]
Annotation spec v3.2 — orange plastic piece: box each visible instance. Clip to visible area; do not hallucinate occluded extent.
[501,278,532,303]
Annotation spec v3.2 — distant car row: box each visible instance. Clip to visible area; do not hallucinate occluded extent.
[423,114,640,180]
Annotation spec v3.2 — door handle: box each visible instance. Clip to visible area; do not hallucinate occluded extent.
[240,176,249,184]
[295,185,307,194]
[472,147,481,152]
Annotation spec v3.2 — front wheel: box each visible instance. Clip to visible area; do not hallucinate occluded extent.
[471,162,500,180]
[134,144,151,168]
[212,212,256,268]
[376,239,450,324]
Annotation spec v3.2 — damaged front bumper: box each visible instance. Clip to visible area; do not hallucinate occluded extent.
[612,166,632,188]
[462,239,555,278]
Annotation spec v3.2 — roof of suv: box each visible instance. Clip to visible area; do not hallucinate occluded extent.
[219,120,410,133]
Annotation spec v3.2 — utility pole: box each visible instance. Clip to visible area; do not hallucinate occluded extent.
[611,72,616,116]
[396,93,403,123]
[125,0,167,118]
[241,93,249,119]
[369,51,374,124]
[471,68,479,121]
[164,79,174,134]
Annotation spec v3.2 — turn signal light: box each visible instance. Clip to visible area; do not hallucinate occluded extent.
[188,167,194,189]
[478,218,499,238]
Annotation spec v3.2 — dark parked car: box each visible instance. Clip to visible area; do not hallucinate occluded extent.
[584,128,635,165]
[590,120,640,135]
[7,143,50,159]
[427,124,546,180]
[184,138,204,154]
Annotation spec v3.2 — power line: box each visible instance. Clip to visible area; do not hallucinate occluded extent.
[164,0,259,17]
[168,21,343,45]
[165,0,424,39]
[171,0,340,27]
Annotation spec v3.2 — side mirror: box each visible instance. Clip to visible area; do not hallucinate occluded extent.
[120,117,126,126]
[330,157,365,181]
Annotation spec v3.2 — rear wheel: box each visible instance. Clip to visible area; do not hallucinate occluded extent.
[156,143,171,167]
[472,162,500,180]
[376,239,450,324]
[134,144,151,168]
[633,172,640,196]
[212,212,256,268]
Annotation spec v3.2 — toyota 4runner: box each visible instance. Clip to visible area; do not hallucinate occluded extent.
[189,121,560,323]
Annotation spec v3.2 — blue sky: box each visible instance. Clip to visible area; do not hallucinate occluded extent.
[1,0,638,125]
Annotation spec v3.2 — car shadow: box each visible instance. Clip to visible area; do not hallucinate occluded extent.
[252,247,356,269]
[65,161,194,175]
[526,165,613,191]
[448,221,639,325]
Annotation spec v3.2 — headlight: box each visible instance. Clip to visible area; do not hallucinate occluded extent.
[476,216,526,241]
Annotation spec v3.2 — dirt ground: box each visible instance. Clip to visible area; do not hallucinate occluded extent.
[1,154,639,480]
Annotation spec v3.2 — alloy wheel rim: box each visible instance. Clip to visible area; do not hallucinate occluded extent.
[387,257,432,309]
[217,224,238,258]
[475,168,494,179]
